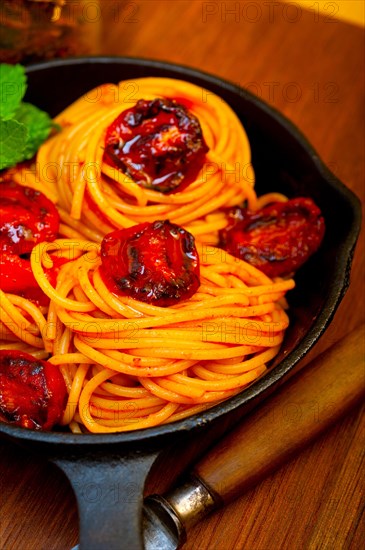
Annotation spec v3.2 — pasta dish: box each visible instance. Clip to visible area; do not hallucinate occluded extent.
[0,77,325,433]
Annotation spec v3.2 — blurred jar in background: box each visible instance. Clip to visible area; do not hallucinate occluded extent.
[0,0,101,63]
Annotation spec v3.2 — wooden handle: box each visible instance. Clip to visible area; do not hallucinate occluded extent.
[194,323,365,504]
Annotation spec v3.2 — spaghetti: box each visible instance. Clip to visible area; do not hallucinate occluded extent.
[27,238,293,433]
[0,77,316,434]
[17,78,256,245]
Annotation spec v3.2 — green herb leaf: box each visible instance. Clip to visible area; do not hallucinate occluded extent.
[15,102,53,160]
[0,64,27,120]
[0,63,56,170]
[0,119,28,170]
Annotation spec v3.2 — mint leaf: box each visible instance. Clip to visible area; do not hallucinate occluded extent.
[15,102,52,160]
[0,63,56,170]
[0,64,27,120]
[0,119,28,170]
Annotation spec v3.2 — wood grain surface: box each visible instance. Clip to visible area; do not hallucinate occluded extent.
[1,2,364,549]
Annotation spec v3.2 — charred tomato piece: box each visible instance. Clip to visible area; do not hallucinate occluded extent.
[100,220,200,306]
[0,181,59,255]
[0,181,61,302]
[0,252,68,306]
[0,350,67,431]
[104,98,208,193]
[219,197,325,278]
[0,253,38,293]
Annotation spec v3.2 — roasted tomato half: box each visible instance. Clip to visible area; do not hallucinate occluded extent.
[0,181,59,255]
[0,350,67,431]
[219,197,325,278]
[0,181,60,301]
[100,220,200,306]
[104,98,209,193]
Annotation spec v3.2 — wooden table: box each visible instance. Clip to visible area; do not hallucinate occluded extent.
[1,2,364,549]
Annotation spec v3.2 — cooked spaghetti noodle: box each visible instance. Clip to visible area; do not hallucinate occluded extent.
[22,239,294,433]
[0,289,51,360]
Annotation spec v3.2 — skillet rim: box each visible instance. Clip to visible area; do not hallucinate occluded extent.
[0,56,361,446]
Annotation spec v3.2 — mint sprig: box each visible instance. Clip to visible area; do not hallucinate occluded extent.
[0,64,27,120]
[0,119,28,169]
[0,64,55,170]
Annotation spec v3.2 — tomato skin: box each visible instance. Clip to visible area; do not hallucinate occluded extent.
[0,181,61,301]
[0,181,59,255]
[104,98,208,193]
[0,350,67,431]
[0,253,37,292]
[0,252,68,306]
[100,220,200,306]
[219,198,325,278]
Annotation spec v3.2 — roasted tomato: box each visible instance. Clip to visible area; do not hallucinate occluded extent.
[0,181,60,301]
[0,181,59,256]
[219,197,325,278]
[0,350,67,430]
[104,98,208,193]
[0,253,67,305]
[0,253,38,293]
[100,220,200,306]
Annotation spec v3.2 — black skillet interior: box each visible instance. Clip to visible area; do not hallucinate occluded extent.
[0,56,361,448]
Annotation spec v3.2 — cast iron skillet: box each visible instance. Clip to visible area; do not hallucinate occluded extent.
[0,58,361,550]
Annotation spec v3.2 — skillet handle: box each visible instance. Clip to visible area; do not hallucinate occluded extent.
[55,449,160,550]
